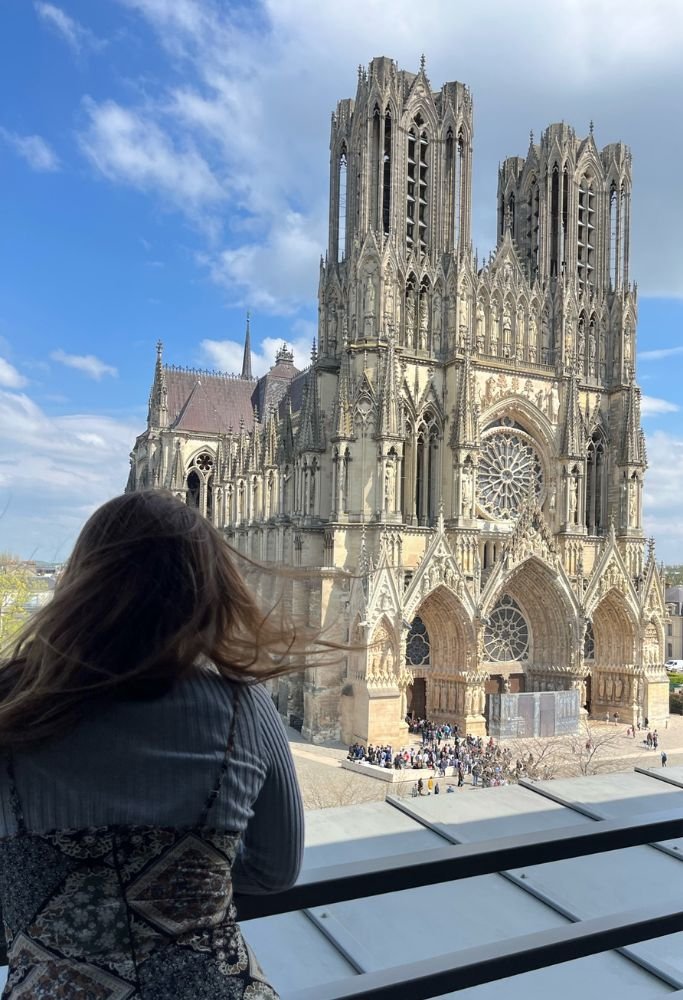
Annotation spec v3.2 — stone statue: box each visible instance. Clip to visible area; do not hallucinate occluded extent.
[476,303,485,346]
[624,328,632,364]
[569,475,578,518]
[547,381,560,422]
[365,275,375,316]
[327,302,339,354]
[588,327,596,373]
[384,461,396,512]
[490,307,500,354]
[447,292,457,339]
[418,294,429,349]
[502,308,512,355]
[529,315,538,360]
[629,480,637,524]
[432,295,442,353]
[565,321,574,360]
[577,316,585,360]
[384,281,395,328]
[405,288,416,344]
[461,465,474,518]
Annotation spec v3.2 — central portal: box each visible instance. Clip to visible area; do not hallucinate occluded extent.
[407,677,426,719]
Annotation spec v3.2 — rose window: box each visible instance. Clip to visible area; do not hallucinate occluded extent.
[477,428,543,519]
[195,453,214,472]
[484,595,529,661]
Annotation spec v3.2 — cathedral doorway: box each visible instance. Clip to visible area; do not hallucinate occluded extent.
[483,557,574,682]
[407,678,426,719]
[590,590,638,717]
[407,585,475,721]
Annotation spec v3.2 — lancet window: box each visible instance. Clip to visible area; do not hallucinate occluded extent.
[415,411,439,526]
[585,432,606,535]
[186,470,200,509]
[584,621,595,661]
[406,616,430,667]
[337,148,347,262]
[577,174,595,289]
[609,182,618,289]
[185,452,214,518]
[406,113,429,253]
[382,110,392,235]
[526,177,539,280]
[550,165,568,277]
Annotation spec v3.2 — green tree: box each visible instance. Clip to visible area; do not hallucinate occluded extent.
[0,557,34,645]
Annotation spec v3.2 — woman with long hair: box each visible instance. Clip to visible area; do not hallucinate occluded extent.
[0,490,335,999]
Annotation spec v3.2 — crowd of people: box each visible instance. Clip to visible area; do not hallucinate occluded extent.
[347,720,536,789]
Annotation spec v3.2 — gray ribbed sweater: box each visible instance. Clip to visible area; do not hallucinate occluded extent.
[0,668,304,895]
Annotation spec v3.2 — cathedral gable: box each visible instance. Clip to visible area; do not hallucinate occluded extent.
[403,517,477,621]
[584,529,640,619]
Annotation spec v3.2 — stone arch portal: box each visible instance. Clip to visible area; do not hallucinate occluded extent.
[484,558,577,690]
[590,588,641,722]
[407,586,479,726]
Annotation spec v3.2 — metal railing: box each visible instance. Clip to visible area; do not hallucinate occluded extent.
[235,807,683,1000]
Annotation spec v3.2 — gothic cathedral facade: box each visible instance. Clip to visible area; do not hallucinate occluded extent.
[128,57,669,744]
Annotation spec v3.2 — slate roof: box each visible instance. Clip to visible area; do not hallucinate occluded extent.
[164,353,302,436]
[166,368,257,434]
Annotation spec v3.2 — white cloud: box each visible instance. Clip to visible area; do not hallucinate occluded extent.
[0,388,139,560]
[79,98,224,220]
[0,127,60,172]
[200,210,324,314]
[199,332,312,378]
[643,430,683,561]
[641,395,679,416]
[51,349,118,380]
[639,346,683,361]
[35,2,103,54]
[0,358,27,389]
[106,0,683,308]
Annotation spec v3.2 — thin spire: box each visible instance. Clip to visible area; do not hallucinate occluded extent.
[241,311,253,380]
[147,339,168,429]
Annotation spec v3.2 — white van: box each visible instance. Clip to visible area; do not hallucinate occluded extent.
[665,659,683,673]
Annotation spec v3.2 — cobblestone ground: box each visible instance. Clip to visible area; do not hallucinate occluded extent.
[289,713,683,811]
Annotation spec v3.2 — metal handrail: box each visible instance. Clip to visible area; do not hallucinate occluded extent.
[235,808,683,919]
[233,806,683,1000]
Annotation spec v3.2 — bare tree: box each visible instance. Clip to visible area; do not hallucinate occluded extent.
[561,720,624,776]
[503,736,567,781]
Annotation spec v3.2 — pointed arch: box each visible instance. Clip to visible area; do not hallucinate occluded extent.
[591,588,637,667]
[411,584,475,672]
[483,555,580,670]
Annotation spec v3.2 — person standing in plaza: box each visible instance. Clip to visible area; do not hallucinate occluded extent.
[0,490,343,1000]
[661,751,668,767]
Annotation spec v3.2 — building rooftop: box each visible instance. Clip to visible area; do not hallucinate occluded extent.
[242,766,683,998]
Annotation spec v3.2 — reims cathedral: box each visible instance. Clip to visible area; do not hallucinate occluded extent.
[128,57,668,744]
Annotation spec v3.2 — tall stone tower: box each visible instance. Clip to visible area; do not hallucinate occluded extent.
[129,58,669,744]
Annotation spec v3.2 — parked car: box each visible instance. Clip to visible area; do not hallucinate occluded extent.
[665,659,683,673]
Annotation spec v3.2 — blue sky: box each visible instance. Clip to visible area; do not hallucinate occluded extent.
[1,0,682,561]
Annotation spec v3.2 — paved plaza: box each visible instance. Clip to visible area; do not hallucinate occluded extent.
[290,714,683,810]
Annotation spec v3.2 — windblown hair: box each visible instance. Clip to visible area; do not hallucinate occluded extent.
[0,490,341,748]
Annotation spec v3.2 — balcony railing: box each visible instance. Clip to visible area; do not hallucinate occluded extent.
[235,807,683,1000]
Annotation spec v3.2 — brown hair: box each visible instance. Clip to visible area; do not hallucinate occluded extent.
[0,490,342,748]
